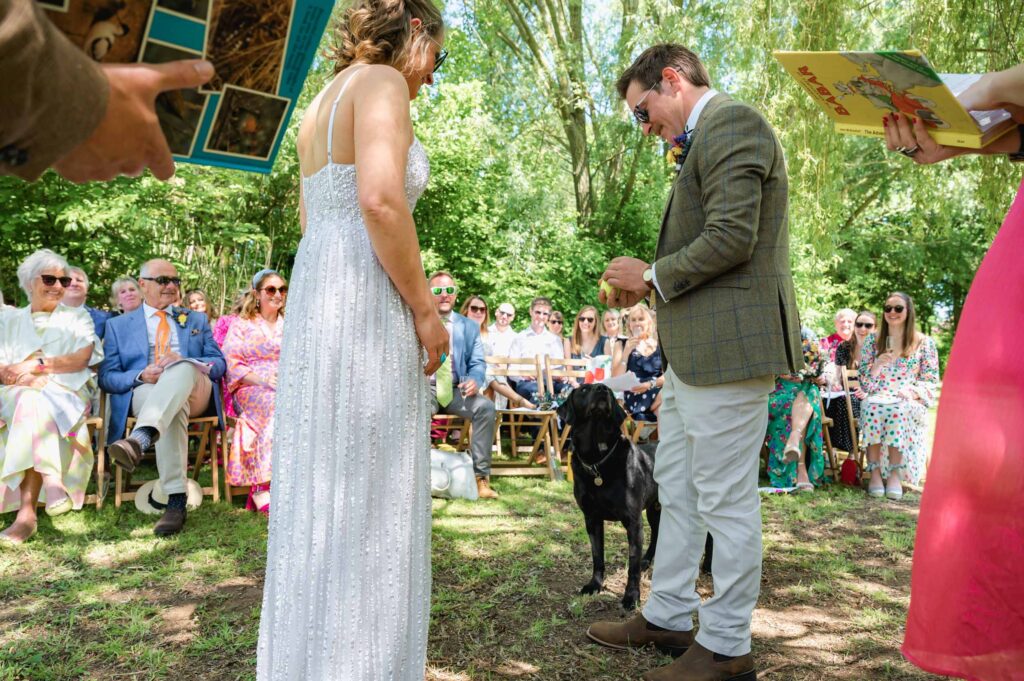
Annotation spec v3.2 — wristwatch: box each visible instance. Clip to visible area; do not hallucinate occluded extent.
[642,266,654,290]
[1010,124,1024,163]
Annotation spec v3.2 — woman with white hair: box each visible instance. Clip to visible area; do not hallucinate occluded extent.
[0,249,103,543]
[821,307,856,361]
[109,276,142,314]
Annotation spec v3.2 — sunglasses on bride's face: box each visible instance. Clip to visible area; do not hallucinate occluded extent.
[426,34,447,73]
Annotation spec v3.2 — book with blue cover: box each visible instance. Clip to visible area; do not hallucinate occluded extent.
[38,0,334,173]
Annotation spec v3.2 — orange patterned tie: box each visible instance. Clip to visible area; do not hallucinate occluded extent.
[155,310,170,362]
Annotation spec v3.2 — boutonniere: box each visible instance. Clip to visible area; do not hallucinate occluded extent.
[174,308,189,328]
[666,130,695,172]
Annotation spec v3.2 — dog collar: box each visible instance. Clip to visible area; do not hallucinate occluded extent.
[576,437,626,487]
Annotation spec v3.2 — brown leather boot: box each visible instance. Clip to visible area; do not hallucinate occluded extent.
[587,613,693,657]
[641,641,756,681]
[476,476,499,499]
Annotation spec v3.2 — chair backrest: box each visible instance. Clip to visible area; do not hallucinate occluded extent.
[486,355,544,381]
[543,356,588,395]
[841,368,860,450]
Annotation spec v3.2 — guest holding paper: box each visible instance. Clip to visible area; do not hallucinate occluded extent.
[612,305,663,422]
[223,270,285,515]
[99,259,226,536]
[0,250,103,544]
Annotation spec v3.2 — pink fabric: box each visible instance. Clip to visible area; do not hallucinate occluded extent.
[213,314,239,418]
[903,178,1024,679]
[223,317,280,486]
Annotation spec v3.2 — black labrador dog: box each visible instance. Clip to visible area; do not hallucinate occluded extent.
[558,383,659,610]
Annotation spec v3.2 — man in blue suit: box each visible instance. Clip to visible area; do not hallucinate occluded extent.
[64,266,111,340]
[429,272,498,499]
[99,259,226,536]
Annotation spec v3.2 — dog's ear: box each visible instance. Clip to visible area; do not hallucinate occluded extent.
[608,390,628,428]
[557,388,577,425]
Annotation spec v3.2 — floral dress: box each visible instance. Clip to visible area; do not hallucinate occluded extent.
[766,337,827,488]
[623,347,662,422]
[223,316,282,486]
[858,333,939,485]
[213,314,239,418]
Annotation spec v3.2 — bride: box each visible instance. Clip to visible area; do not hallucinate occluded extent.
[257,1,448,678]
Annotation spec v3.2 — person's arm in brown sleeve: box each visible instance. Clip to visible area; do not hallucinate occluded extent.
[0,0,109,181]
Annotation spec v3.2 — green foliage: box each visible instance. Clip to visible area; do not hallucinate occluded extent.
[0,0,1020,352]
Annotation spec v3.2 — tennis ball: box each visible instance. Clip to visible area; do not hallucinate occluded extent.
[599,278,617,299]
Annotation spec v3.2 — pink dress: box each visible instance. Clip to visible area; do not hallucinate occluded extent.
[223,316,282,486]
[903,178,1024,679]
[213,315,239,418]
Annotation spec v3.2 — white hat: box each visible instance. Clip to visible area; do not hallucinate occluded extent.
[134,479,203,515]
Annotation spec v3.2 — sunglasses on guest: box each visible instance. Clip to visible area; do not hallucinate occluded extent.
[468,304,486,314]
[141,276,182,287]
[578,316,595,323]
[855,321,875,329]
[260,285,288,296]
[431,286,456,295]
[40,274,72,288]
[550,319,563,326]
[884,305,905,313]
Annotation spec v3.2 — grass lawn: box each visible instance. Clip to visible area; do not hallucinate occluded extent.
[0,475,941,680]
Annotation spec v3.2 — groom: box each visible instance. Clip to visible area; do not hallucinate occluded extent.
[592,44,801,680]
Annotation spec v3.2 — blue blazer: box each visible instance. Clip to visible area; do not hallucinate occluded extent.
[449,312,487,387]
[86,306,111,341]
[99,306,227,444]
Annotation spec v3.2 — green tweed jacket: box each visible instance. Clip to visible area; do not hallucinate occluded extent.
[652,93,802,386]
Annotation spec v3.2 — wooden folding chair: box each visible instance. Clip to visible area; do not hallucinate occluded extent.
[430,414,472,451]
[116,404,225,507]
[841,367,865,472]
[820,401,839,482]
[83,391,108,508]
[487,354,561,479]
[543,356,588,453]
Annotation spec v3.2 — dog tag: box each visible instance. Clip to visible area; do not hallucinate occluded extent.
[594,477,604,487]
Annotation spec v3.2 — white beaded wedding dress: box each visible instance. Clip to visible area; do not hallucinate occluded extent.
[257,71,432,680]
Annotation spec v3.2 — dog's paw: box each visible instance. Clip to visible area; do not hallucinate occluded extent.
[579,581,603,596]
[621,591,640,611]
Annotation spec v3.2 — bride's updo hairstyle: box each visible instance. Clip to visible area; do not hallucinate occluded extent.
[332,0,443,75]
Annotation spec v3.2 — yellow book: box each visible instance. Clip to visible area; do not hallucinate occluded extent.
[773,50,1016,149]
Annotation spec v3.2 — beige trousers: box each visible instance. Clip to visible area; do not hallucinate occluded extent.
[131,364,212,495]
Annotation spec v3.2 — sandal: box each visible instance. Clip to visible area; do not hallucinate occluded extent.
[885,464,906,501]
[783,428,804,463]
[245,483,270,516]
[795,481,815,493]
[865,461,885,498]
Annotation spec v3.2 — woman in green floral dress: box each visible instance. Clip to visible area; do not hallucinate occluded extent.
[766,333,831,489]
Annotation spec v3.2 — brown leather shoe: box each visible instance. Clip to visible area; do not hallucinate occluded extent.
[587,614,693,657]
[153,507,187,537]
[108,437,143,473]
[476,476,499,499]
[641,641,756,681]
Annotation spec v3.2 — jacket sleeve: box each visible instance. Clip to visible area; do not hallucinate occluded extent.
[195,317,227,381]
[98,321,139,395]
[465,323,487,387]
[653,104,775,300]
[0,0,109,180]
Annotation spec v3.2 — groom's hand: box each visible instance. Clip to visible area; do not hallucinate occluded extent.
[600,257,650,307]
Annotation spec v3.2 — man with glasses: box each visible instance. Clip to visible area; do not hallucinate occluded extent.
[99,259,226,536]
[427,272,498,499]
[591,44,801,681]
[488,302,518,357]
[508,296,567,404]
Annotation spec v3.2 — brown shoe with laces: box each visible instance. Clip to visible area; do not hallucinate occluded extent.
[476,476,499,499]
[641,641,756,681]
[587,613,693,657]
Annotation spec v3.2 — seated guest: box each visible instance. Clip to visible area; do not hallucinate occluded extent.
[860,292,939,499]
[223,270,286,515]
[612,305,663,422]
[100,259,226,536]
[547,310,571,356]
[214,290,246,348]
[487,302,518,356]
[766,332,833,491]
[824,310,876,454]
[570,305,611,359]
[461,296,534,410]
[509,296,567,403]
[109,277,143,315]
[0,250,103,543]
[429,273,499,499]
[821,307,856,361]
[63,266,111,340]
[185,289,214,320]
